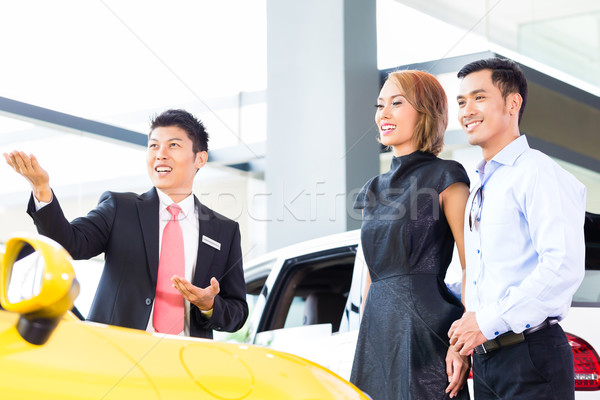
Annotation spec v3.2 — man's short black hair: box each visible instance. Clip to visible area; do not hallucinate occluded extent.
[150,109,209,153]
[457,57,528,123]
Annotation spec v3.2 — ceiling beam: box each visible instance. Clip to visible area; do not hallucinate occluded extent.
[0,96,147,147]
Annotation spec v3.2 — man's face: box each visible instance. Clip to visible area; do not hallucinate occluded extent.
[146,126,206,200]
[456,69,513,149]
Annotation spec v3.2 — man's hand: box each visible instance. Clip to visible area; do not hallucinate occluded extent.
[3,151,52,202]
[171,276,220,311]
[445,347,470,398]
[448,312,487,356]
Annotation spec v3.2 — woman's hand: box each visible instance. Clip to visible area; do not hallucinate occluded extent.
[445,346,470,398]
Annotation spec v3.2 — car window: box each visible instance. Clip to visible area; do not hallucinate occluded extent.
[246,275,268,314]
[283,296,306,328]
[257,246,357,335]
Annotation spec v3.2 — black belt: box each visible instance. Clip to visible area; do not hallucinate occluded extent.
[474,318,559,355]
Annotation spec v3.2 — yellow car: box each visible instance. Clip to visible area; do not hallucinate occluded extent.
[0,234,371,400]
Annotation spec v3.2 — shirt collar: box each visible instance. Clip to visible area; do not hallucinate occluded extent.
[490,135,529,167]
[475,135,529,187]
[156,188,195,219]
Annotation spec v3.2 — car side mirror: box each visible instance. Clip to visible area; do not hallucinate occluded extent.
[0,234,79,345]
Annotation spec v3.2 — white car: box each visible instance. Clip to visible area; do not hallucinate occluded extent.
[228,212,600,398]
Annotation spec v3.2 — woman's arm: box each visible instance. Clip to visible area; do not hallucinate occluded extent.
[440,181,471,398]
[361,269,371,315]
[440,182,470,306]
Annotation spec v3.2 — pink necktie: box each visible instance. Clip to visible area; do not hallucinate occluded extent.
[153,204,185,334]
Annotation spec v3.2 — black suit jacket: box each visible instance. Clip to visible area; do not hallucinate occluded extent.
[27,188,248,339]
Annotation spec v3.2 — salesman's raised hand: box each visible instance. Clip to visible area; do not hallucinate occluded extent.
[171,276,220,312]
[4,151,52,203]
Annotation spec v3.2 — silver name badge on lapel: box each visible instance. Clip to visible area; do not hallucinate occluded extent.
[202,235,221,251]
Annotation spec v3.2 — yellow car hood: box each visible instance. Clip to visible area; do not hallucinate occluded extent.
[0,311,368,399]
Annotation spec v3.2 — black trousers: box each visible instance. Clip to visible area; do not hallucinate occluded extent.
[472,323,574,400]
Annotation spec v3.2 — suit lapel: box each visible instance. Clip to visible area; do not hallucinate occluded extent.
[137,188,160,285]
[193,197,220,286]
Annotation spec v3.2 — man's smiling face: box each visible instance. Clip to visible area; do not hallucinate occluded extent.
[146,126,206,202]
[457,69,513,150]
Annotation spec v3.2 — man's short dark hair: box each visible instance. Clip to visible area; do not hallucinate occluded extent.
[457,57,528,123]
[150,109,209,153]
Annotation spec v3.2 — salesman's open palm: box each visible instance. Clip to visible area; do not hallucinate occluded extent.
[171,276,220,311]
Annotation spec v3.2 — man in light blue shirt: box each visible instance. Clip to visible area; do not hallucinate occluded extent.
[448,58,586,399]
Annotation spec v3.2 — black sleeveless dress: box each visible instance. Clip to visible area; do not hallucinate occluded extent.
[350,151,470,400]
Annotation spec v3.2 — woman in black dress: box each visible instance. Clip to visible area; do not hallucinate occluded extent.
[350,70,471,399]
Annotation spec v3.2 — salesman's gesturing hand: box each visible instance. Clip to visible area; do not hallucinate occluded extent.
[4,151,52,203]
[171,276,220,312]
[448,312,487,356]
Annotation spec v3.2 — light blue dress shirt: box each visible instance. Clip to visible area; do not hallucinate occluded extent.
[464,135,586,340]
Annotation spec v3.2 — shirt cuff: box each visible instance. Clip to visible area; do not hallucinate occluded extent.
[475,304,510,340]
[33,194,52,211]
[200,308,213,319]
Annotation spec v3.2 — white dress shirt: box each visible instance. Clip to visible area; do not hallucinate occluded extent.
[464,135,586,340]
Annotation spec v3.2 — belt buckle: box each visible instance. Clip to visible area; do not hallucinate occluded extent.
[479,343,488,354]
[475,342,488,355]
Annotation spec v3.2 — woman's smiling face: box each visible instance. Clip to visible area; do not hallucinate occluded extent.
[375,79,420,157]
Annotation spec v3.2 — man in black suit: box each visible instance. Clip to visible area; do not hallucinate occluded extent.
[4,109,248,339]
